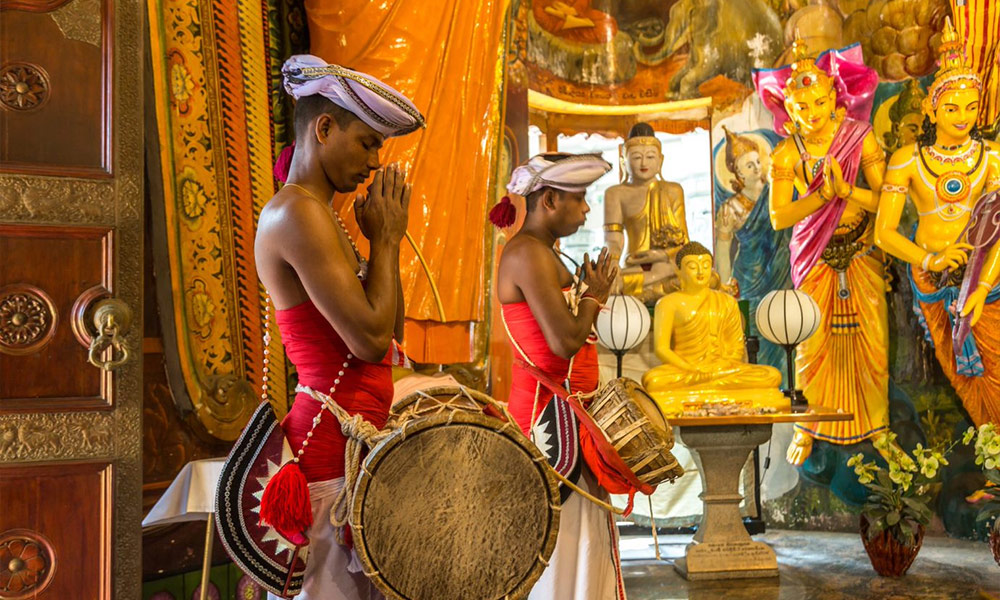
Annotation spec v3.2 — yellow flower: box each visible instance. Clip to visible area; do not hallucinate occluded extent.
[964,426,978,445]
[919,455,939,479]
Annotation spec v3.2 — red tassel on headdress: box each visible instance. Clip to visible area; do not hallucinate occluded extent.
[273,142,296,183]
[258,460,313,536]
[488,196,516,228]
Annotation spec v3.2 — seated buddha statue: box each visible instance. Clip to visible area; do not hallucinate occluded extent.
[642,242,785,413]
[604,122,689,303]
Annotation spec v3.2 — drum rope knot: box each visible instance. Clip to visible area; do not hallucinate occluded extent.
[296,384,390,544]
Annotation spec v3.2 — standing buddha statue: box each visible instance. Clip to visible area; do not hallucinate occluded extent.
[604,122,689,303]
[753,41,889,466]
[874,17,1000,427]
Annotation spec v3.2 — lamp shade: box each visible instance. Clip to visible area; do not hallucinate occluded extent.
[594,295,650,352]
[755,289,821,346]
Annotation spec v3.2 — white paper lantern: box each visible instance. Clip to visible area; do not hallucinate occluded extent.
[595,295,651,352]
[755,289,821,347]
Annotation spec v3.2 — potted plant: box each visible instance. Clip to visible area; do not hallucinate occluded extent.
[847,431,956,577]
[963,423,1000,565]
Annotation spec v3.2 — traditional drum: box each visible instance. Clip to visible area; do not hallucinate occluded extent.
[351,386,560,600]
[585,378,684,487]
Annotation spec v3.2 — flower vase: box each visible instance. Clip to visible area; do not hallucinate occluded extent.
[860,514,924,576]
[990,519,1000,567]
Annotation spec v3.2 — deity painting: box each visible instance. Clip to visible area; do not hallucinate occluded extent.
[711,127,791,375]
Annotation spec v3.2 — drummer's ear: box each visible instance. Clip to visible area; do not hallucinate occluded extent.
[540,189,557,211]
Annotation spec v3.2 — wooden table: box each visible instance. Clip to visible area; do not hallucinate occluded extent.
[665,405,853,580]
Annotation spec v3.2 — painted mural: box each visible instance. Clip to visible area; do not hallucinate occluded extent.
[522,0,784,106]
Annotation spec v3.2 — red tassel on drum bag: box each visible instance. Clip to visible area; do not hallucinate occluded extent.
[489,196,516,228]
[259,460,313,536]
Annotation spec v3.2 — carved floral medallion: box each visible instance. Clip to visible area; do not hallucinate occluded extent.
[0,530,55,598]
[0,285,57,355]
[0,63,50,112]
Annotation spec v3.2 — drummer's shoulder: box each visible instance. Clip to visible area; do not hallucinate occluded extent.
[503,234,552,262]
[259,189,336,239]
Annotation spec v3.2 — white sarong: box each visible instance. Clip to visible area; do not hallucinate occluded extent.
[528,467,627,600]
[267,478,383,600]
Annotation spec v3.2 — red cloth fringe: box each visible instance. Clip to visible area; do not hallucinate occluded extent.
[273,142,295,183]
[580,428,641,516]
[488,196,516,228]
[259,460,313,536]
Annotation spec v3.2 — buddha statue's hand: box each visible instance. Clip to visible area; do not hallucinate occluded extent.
[355,164,411,245]
[924,243,973,272]
[581,247,617,304]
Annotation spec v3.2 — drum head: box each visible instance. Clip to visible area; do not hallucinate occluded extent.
[629,381,669,433]
[352,411,560,600]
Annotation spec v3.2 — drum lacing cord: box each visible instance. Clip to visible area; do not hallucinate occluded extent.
[297,385,389,545]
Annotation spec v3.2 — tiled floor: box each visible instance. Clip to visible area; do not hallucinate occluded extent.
[621,530,1000,599]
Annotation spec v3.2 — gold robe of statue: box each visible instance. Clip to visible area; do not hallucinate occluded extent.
[643,244,784,414]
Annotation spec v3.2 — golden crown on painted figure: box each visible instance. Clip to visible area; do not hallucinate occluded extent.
[722,126,759,166]
[925,17,982,112]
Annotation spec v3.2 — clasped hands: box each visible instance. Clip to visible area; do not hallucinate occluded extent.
[577,248,618,305]
[818,157,852,203]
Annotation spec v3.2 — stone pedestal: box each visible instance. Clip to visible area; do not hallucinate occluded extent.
[673,424,779,580]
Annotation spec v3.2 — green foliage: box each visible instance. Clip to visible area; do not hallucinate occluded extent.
[963,423,1000,527]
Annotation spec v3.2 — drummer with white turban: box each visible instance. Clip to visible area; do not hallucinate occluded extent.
[250,55,422,600]
[493,153,627,600]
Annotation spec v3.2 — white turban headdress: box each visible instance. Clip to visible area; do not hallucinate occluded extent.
[281,54,425,138]
[490,153,611,227]
[506,153,612,196]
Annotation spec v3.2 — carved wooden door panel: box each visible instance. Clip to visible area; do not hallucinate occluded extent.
[0,1,142,598]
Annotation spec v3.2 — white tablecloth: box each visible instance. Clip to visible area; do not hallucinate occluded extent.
[142,457,226,527]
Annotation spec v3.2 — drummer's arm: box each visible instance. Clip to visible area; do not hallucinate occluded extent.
[514,244,602,360]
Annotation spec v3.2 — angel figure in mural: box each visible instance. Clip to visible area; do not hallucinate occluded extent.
[875,18,1000,428]
[604,122,689,304]
[713,126,792,373]
[753,40,889,466]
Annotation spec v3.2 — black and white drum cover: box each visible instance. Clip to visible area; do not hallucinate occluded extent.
[215,402,307,598]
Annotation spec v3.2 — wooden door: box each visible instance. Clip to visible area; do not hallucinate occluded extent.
[0,0,143,598]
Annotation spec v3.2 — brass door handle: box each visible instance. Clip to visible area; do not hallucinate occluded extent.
[87,298,133,371]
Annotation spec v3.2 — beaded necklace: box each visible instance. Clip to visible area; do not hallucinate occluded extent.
[282,182,368,279]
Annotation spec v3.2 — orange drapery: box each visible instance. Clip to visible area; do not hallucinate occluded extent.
[305,0,510,364]
[951,0,1000,128]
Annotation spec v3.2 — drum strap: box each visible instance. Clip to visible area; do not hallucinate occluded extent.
[514,359,656,502]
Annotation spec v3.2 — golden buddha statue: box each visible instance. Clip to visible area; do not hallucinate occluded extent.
[875,17,1000,428]
[604,122,689,303]
[753,39,889,466]
[642,242,785,414]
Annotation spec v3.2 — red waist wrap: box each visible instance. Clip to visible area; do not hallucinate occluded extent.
[275,300,393,482]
